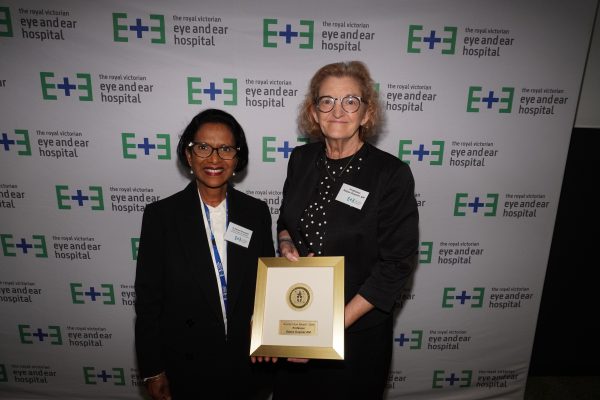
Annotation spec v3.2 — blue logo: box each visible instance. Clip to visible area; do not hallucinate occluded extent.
[394,330,423,349]
[0,129,31,155]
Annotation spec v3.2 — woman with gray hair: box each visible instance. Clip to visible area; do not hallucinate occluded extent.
[274,61,419,398]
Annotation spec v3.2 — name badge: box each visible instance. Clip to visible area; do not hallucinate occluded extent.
[335,183,369,210]
[225,222,253,248]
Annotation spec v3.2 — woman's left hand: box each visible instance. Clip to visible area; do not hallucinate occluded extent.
[251,356,278,363]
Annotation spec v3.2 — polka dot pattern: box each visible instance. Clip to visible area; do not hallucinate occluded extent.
[298,146,365,255]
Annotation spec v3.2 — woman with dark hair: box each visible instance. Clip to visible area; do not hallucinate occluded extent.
[135,108,274,399]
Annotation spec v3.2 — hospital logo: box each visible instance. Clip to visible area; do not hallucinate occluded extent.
[112,13,165,44]
[263,19,314,48]
[398,140,444,165]
[83,367,126,385]
[442,287,485,308]
[0,234,47,257]
[262,137,309,162]
[40,72,93,101]
[419,241,433,264]
[407,25,457,54]
[55,185,104,210]
[454,193,498,216]
[394,329,423,349]
[0,6,13,37]
[0,130,31,155]
[18,324,62,345]
[121,133,171,159]
[131,238,139,260]
[467,86,513,113]
[187,77,237,105]
[432,369,472,388]
[70,283,116,305]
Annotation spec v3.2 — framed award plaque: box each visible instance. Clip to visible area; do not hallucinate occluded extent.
[249,256,345,360]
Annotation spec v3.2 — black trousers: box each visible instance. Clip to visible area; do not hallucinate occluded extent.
[273,317,393,400]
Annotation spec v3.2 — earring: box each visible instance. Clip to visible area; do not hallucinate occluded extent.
[232,172,236,176]
[190,169,193,174]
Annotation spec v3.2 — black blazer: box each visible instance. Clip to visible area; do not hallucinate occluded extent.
[277,142,419,332]
[135,182,274,383]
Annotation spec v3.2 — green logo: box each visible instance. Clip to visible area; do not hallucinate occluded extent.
[40,72,93,101]
[112,13,165,43]
[0,7,13,37]
[263,19,314,48]
[121,133,170,159]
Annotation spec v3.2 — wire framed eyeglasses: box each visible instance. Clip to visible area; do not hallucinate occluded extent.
[315,95,364,113]
[187,142,239,160]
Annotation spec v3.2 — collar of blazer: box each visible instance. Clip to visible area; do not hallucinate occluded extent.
[178,181,250,321]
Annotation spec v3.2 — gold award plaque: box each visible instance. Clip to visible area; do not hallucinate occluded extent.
[249,256,345,360]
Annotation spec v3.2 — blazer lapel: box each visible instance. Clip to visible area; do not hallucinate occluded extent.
[177,182,225,323]
[224,187,247,317]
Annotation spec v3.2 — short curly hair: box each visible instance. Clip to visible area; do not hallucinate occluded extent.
[298,61,381,140]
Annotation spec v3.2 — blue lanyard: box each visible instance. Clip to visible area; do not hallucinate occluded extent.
[203,197,228,314]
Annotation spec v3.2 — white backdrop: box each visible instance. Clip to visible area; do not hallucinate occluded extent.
[0,0,596,399]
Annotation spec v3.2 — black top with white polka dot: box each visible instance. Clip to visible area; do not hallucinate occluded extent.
[298,145,365,255]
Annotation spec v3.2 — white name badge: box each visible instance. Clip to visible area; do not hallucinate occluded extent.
[224,222,253,248]
[335,183,369,210]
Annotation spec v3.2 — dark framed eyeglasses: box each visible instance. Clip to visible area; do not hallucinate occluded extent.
[316,95,364,113]
[187,142,239,160]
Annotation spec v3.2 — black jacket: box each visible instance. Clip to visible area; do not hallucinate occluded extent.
[135,182,274,385]
[277,142,419,331]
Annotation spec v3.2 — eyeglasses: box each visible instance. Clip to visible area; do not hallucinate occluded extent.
[316,95,364,113]
[187,142,239,160]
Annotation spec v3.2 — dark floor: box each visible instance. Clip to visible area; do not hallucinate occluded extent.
[524,376,600,400]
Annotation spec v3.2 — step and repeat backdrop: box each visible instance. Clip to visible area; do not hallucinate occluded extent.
[0,0,596,399]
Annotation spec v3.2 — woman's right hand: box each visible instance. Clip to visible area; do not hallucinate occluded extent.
[279,240,300,261]
[278,230,300,261]
[145,373,172,400]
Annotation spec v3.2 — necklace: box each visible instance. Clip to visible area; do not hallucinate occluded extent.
[323,151,358,182]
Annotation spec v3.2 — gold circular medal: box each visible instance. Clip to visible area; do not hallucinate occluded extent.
[286,283,313,311]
